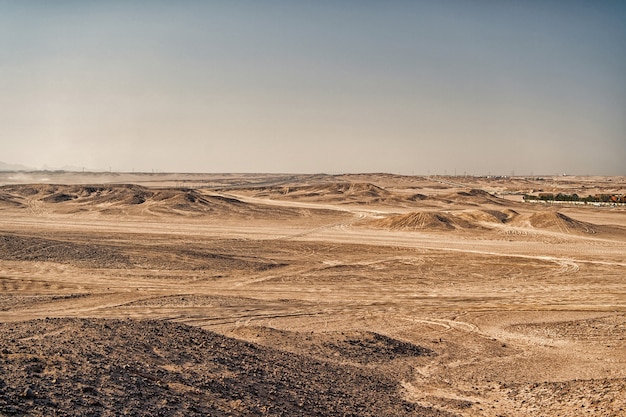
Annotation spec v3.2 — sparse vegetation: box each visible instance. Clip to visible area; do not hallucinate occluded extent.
[523,193,626,203]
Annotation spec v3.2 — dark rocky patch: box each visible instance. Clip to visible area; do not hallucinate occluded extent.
[326,332,434,363]
[0,234,132,269]
[42,193,76,203]
[0,318,456,417]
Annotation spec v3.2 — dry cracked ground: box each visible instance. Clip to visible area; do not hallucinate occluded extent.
[0,172,625,416]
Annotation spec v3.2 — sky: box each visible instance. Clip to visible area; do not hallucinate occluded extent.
[1,1,625,175]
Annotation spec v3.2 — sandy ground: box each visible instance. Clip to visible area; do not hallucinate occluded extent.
[0,172,625,416]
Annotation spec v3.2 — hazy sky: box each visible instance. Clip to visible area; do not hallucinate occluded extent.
[1,1,625,175]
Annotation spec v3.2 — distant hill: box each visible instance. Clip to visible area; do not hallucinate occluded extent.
[0,161,34,171]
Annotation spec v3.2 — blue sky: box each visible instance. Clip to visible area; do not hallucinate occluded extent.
[1,1,625,174]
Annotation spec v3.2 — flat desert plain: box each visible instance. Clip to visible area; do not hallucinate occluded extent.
[0,172,624,416]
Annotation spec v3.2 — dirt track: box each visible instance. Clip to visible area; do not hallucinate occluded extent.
[0,172,625,416]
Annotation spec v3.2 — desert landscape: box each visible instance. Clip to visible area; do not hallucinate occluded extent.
[0,171,624,416]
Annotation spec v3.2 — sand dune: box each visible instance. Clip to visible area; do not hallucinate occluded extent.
[0,184,326,218]
[452,208,518,225]
[437,189,509,206]
[364,207,609,237]
[252,184,513,208]
[244,182,389,199]
[232,181,432,207]
[13,184,237,214]
[513,211,598,234]
[366,208,520,231]
[367,211,457,231]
